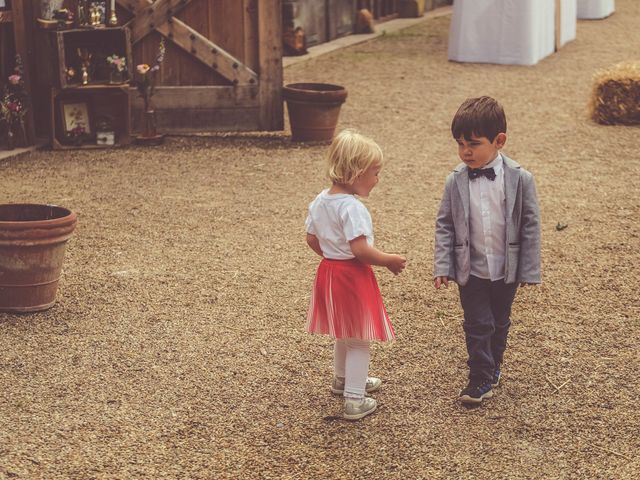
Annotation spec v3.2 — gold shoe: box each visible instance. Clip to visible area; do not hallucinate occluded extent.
[331,376,382,395]
[344,397,377,420]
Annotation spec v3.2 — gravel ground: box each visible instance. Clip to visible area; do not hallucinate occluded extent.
[1,1,639,478]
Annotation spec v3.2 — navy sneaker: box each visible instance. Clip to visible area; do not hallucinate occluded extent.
[459,380,494,404]
[491,367,501,388]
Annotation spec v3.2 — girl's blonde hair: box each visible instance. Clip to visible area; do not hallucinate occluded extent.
[327,129,383,185]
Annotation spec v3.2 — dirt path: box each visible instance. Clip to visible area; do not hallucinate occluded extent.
[1,1,638,478]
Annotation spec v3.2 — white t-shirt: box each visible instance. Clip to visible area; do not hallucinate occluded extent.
[305,189,374,260]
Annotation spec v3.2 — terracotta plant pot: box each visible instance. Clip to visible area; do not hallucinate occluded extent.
[283,83,348,142]
[0,204,77,313]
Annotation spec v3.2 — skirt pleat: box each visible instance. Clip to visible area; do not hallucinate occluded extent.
[306,258,395,341]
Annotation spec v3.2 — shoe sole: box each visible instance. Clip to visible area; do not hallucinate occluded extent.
[492,374,501,388]
[459,389,494,405]
[331,384,381,395]
[343,403,377,421]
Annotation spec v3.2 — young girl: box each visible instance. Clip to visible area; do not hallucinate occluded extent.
[305,129,406,420]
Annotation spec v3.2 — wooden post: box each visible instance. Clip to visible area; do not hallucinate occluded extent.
[258,0,283,131]
[11,0,36,144]
[0,12,14,77]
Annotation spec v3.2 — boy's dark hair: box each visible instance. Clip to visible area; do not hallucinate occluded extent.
[451,96,507,142]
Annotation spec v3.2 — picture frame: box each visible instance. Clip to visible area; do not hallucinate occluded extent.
[60,101,91,135]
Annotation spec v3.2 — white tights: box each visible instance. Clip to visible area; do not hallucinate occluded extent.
[334,338,371,399]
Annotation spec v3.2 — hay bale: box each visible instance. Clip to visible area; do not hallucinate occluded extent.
[590,61,640,125]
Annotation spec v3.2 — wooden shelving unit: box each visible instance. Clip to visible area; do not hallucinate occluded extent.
[37,26,132,149]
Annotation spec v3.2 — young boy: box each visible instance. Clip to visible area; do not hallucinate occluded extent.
[434,96,541,405]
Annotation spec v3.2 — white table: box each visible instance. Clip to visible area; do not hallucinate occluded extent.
[448,0,576,66]
[577,0,615,19]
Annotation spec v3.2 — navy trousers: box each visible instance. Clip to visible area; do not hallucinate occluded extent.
[459,275,518,382]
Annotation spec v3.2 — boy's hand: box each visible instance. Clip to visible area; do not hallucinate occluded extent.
[387,255,406,275]
[434,276,449,289]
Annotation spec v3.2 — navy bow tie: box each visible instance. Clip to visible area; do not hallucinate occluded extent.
[468,167,496,181]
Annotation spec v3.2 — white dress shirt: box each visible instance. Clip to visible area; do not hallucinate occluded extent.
[469,153,506,281]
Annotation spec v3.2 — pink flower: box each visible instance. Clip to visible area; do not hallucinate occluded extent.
[8,74,21,85]
[137,64,150,74]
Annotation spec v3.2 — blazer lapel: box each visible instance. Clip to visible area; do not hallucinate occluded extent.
[502,154,520,217]
[454,165,470,220]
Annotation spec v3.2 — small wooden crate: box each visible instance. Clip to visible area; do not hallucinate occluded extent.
[46,27,133,89]
[50,85,131,149]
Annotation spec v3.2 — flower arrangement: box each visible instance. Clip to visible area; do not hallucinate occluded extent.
[107,53,127,84]
[107,54,127,73]
[1,55,29,130]
[0,97,26,125]
[68,124,87,140]
[134,38,165,112]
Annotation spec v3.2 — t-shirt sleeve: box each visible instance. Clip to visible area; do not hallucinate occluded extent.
[305,204,316,235]
[341,200,373,242]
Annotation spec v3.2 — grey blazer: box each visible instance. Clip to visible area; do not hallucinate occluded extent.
[434,154,541,286]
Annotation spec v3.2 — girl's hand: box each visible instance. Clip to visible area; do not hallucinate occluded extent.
[306,233,323,257]
[349,237,406,274]
[386,254,406,275]
[434,276,449,289]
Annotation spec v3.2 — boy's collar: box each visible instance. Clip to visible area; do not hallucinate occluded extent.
[484,152,502,170]
[453,153,520,173]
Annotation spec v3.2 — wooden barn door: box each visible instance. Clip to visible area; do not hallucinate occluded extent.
[118,0,282,133]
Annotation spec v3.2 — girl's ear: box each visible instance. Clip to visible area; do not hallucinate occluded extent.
[495,132,507,149]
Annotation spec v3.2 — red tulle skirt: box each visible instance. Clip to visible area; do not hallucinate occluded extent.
[307,258,395,341]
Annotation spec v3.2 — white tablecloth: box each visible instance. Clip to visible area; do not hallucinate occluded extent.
[578,0,615,19]
[559,0,577,47]
[448,0,576,65]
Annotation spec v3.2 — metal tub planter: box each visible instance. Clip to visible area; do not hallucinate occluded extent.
[0,204,77,313]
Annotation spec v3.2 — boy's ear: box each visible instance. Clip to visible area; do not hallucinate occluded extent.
[495,133,507,149]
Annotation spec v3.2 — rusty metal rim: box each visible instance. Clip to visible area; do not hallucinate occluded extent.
[0,232,76,246]
[0,204,77,230]
[0,301,56,313]
[283,83,348,104]
[0,278,61,288]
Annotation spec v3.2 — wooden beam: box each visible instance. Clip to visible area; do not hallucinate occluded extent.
[11,0,36,144]
[257,0,283,130]
[131,106,262,133]
[243,0,259,71]
[157,18,258,85]
[115,0,149,15]
[118,0,258,85]
[129,85,259,109]
[126,0,192,44]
